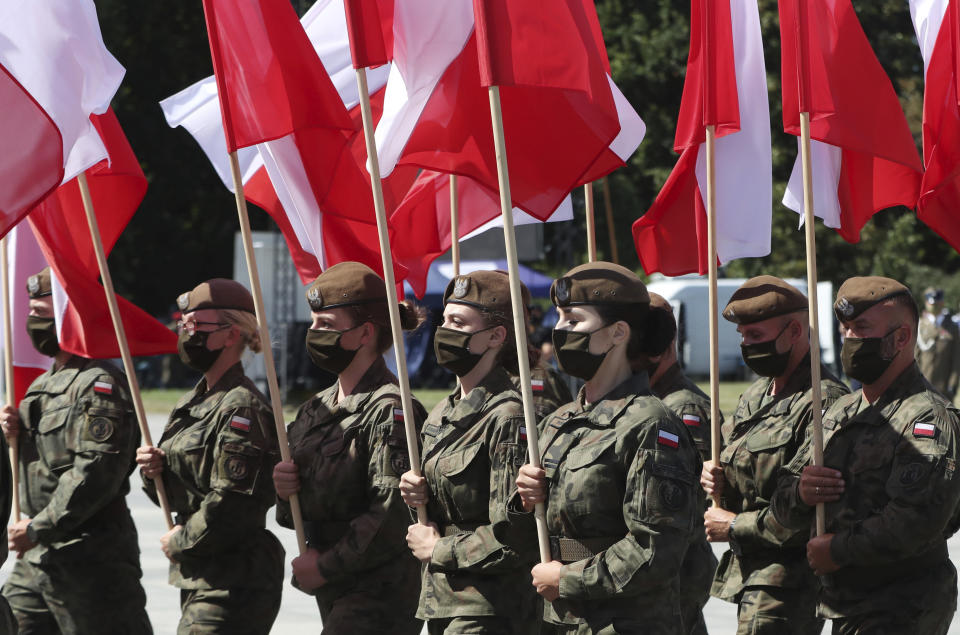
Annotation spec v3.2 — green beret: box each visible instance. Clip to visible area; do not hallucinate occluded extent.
[444,270,513,313]
[305,262,386,312]
[722,276,807,324]
[834,276,913,321]
[550,262,649,308]
[26,267,52,299]
[177,279,254,314]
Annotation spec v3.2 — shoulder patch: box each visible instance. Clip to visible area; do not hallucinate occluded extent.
[658,479,687,511]
[224,455,249,480]
[230,415,252,433]
[657,428,679,449]
[531,379,544,392]
[88,417,114,442]
[913,422,938,439]
[682,414,701,427]
[519,425,527,441]
[393,407,404,422]
[94,380,114,396]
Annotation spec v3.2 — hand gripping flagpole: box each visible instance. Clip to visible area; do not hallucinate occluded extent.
[705,125,722,507]
[584,182,597,262]
[355,68,428,525]
[77,174,174,530]
[451,175,461,278]
[1,238,20,521]
[226,153,308,553]
[601,177,619,265]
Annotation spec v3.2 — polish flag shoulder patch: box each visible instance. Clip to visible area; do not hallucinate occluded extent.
[682,414,701,427]
[913,422,937,439]
[93,381,113,396]
[393,408,405,422]
[519,426,527,441]
[531,379,544,392]
[230,415,251,433]
[657,428,679,449]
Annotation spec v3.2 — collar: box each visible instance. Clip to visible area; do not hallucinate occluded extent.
[651,362,684,397]
[445,366,517,429]
[178,362,247,416]
[329,356,395,414]
[569,371,651,425]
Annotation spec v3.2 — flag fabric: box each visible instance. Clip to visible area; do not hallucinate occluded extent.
[910,0,960,251]
[343,0,394,68]
[374,0,645,221]
[27,111,177,359]
[0,0,124,237]
[779,0,923,242]
[391,171,573,299]
[633,0,772,276]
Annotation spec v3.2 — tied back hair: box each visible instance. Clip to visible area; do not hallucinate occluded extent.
[348,298,427,354]
[593,303,676,362]
[479,307,540,375]
[220,309,262,353]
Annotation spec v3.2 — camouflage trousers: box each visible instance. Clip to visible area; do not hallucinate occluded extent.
[427,615,526,634]
[0,595,16,635]
[314,568,423,635]
[541,614,681,635]
[736,585,823,635]
[178,586,281,635]
[543,596,683,635]
[3,554,150,634]
[678,539,717,635]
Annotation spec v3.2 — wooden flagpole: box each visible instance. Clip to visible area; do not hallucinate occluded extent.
[584,182,597,262]
[77,174,174,530]
[488,85,551,563]
[355,68,428,525]
[450,175,461,277]
[601,177,619,265]
[799,113,826,536]
[705,125,722,506]
[226,153,308,552]
[1,238,20,521]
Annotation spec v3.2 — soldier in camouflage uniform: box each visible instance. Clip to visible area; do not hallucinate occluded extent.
[772,277,960,634]
[137,280,283,634]
[516,262,703,634]
[1,268,150,634]
[915,287,960,401]
[0,431,14,634]
[399,270,538,634]
[271,263,424,634]
[700,275,849,634]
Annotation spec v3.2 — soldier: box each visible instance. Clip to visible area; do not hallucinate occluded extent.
[136,279,283,634]
[0,429,13,634]
[398,270,538,634]
[515,262,703,633]
[271,263,425,634]
[645,292,718,635]
[1,267,150,633]
[772,277,960,634]
[700,275,848,634]
[915,287,960,401]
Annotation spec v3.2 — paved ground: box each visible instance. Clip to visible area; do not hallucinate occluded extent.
[0,412,957,633]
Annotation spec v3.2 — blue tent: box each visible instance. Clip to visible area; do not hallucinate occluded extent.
[405,259,555,307]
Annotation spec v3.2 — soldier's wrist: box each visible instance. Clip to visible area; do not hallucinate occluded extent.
[25,521,38,545]
[728,515,742,556]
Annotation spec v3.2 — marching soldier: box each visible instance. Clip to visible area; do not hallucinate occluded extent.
[915,287,960,401]
[700,276,848,634]
[1,267,150,633]
[772,277,960,634]
[516,262,703,633]
[271,263,425,634]
[136,279,283,634]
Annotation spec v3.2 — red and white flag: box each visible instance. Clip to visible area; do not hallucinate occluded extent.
[374,0,645,221]
[910,0,960,251]
[779,0,922,242]
[342,0,394,69]
[633,0,771,276]
[27,111,177,359]
[0,0,125,237]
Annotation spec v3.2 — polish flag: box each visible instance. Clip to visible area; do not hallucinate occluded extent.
[374,0,645,221]
[0,0,125,237]
[27,111,178,359]
[342,0,394,69]
[632,0,772,276]
[779,0,922,242]
[910,0,960,251]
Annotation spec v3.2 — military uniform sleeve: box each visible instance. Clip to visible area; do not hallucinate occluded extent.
[559,421,699,600]
[949,324,960,399]
[429,413,529,573]
[30,374,139,544]
[168,406,278,559]
[314,399,422,583]
[829,409,960,568]
[768,437,815,532]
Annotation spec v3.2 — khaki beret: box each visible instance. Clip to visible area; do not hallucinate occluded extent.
[834,276,913,321]
[550,262,649,308]
[722,276,807,324]
[306,262,386,312]
[444,270,514,313]
[177,279,254,314]
[26,267,52,299]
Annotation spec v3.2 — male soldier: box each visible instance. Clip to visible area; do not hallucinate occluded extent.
[772,277,960,634]
[646,293,718,634]
[700,275,848,634]
[1,268,150,633]
[916,287,960,401]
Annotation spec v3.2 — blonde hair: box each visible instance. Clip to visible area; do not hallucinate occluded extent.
[220,309,262,353]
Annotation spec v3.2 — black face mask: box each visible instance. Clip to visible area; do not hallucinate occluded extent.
[841,327,900,384]
[305,325,362,374]
[552,325,612,381]
[26,316,59,357]
[740,323,793,378]
[434,325,494,377]
[177,330,225,372]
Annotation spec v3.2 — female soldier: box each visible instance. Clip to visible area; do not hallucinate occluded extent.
[516,262,704,634]
[136,279,283,634]
[399,270,538,634]
[271,262,425,634]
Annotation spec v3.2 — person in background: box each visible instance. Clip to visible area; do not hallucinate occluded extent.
[916,287,960,401]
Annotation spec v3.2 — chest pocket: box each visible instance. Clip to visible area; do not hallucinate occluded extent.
[557,432,619,515]
[36,406,74,472]
[434,440,487,522]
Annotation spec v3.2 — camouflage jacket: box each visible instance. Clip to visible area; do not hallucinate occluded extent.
[276,357,424,599]
[18,357,140,565]
[511,362,574,428]
[532,372,702,628]
[771,363,960,618]
[916,312,960,399]
[712,355,848,600]
[144,363,284,590]
[417,366,536,622]
[653,362,722,463]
